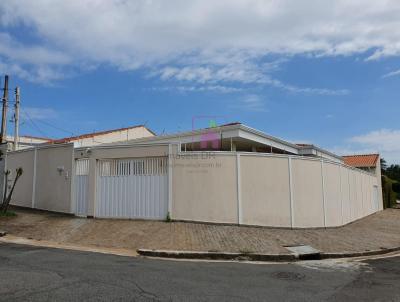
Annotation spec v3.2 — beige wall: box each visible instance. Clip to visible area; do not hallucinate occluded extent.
[340,166,351,224]
[34,144,74,213]
[9,144,74,213]
[172,153,238,224]
[8,149,35,207]
[240,155,291,227]
[171,152,381,228]
[9,142,382,228]
[323,162,343,227]
[291,158,325,228]
[75,144,169,160]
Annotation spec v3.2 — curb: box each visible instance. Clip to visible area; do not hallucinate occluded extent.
[320,246,400,259]
[137,246,400,262]
[137,249,298,262]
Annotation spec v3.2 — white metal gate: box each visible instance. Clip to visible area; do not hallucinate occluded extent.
[96,157,168,219]
[74,159,89,217]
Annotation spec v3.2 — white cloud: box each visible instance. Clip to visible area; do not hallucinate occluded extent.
[333,129,400,164]
[349,129,400,153]
[1,1,400,86]
[152,85,242,94]
[21,107,58,120]
[0,33,70,66]
[153,63,349,95]
[382,69,400,78]
[232,94,267,112]
[0,33,71,83]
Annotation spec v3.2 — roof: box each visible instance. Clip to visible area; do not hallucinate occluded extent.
[49,125,155,144]
[343,154,379,168]
[20,135,52,141]
[102,122,343,161]
[112,122,300,151]
[7,134,52,141]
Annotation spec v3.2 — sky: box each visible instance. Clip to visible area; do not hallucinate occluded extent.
[0,0,399,164]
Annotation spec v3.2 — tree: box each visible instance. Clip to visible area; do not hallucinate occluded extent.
[0,168,23,214]
[393,182,400,193]
[381,158,387,172]
[386,164,400,182]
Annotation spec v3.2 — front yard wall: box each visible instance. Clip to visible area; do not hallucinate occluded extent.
[172,152,382,228]
[8,144,74,213]
[172,154,238,224]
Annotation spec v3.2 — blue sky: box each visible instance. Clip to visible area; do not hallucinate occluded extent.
[0,1,399,163]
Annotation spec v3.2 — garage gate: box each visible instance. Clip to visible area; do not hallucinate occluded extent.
[95,157,168,219]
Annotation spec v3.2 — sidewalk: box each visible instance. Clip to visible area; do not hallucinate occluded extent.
[0,207,400,257]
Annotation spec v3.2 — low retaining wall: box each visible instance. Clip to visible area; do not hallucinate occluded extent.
[171,152,382,228]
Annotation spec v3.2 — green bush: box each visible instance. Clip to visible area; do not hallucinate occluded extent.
[382,175,398,208]
[0,211,16,217]
[393,182,400,193]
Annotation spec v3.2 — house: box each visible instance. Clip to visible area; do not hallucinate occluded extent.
[6,135,52,150]
[48,125,155,147]
[7,122,383,229]
[112,122,343,163]
[6,125,155,151]
[343,154,380,174]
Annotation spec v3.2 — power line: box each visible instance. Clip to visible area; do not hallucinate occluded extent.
[20,107,49,138]
[34,119,74,136]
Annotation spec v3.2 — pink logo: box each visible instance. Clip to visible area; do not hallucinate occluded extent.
[192,116,223,150]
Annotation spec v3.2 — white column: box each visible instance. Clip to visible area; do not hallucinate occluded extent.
[288,157,294,228]
[321,159,327,228]
[87,157,97,217]
[168,144,173,217]
[31,148,37,208]
[70,148,76,214]
[339,165,344,226]
[236,153,242,225]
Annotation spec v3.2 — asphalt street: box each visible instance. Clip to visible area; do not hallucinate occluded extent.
[0,242,400,301]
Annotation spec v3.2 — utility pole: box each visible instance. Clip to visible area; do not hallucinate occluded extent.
[13,87,20,151]
[0,75,9,144]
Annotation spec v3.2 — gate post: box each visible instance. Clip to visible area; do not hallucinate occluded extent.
[87,157,97,217]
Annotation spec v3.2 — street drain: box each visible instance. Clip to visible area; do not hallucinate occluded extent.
[272,271,306,281]
[284,245,321,260]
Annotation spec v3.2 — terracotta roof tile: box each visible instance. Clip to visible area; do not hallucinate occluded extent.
[342,154,379,168]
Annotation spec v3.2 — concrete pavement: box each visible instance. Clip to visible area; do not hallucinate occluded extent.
[1,208,400,257]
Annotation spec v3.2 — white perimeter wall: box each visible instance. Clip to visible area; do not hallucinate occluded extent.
[8,144,74,213]
[172,152,382,228]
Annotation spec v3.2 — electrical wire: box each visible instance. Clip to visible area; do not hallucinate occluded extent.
[20,107,49,138]
[34,119,74,136]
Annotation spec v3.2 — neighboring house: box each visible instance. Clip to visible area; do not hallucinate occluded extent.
[7,122,383,229]
[343,154,380,174]
[6,135,52,150]
[48,125,155,147]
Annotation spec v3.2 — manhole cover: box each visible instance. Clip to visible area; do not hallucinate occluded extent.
[272,271,306,281]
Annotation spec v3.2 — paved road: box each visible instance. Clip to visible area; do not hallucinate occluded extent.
[0,243,400,301]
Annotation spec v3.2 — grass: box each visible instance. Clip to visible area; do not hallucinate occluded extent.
[0,211,17,217]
